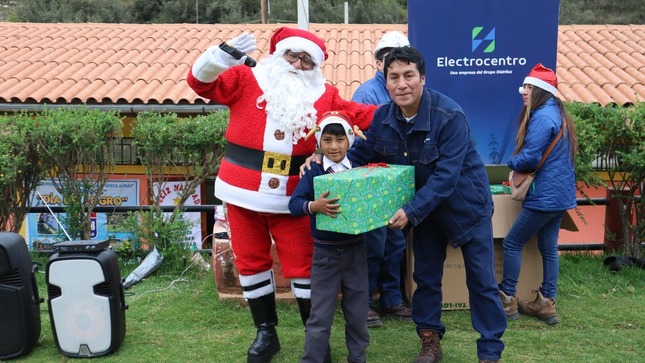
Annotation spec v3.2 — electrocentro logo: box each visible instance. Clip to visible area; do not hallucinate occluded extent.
[472,26,495,53]
[436,25,526,70]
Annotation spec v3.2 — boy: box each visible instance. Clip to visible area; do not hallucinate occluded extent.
[289,111,369,363]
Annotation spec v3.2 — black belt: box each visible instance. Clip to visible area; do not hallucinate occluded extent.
[224,143,307,176]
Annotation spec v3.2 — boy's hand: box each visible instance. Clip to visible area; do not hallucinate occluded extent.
[299,153,323,177]
[310,191,341,217]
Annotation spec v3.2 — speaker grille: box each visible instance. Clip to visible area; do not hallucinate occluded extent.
[93,280,113,296]
[48,284,62,299]
[0,270,22,286]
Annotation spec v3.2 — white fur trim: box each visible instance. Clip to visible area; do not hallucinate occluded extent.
[191,46,230,83]
[290,278,311,299]
[274,38,324,66]
[258,173,289,198]
[523,76,558,96]
[264,116,295,154]
[215,177,291,213]
[239,270,275,299]
[315,116,355,147]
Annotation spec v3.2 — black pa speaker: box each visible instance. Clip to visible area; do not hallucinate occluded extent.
[0,232,42,360]
[46,246,127,357]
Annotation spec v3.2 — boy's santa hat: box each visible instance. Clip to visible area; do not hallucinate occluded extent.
[270,26,328,67]
[519,63,558,96]
[306,111,365,147]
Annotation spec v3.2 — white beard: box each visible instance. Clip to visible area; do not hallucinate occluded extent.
[255,55,326,144]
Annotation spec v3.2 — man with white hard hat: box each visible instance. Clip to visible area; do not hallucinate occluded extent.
[353,31,410,105]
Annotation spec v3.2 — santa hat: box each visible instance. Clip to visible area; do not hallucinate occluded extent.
[270,26,328,67]
[307,111,365,147]
[519,63,558,96]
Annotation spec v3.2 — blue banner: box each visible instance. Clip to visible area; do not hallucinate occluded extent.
[408,0,560,164]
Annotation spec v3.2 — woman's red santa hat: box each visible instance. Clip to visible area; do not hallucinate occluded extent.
[305,111,366,147]
[270,26,328,67]
[519,63,558,96]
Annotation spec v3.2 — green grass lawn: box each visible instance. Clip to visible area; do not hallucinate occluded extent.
[14,252,644,362]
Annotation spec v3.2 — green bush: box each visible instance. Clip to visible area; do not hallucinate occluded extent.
[567,101,645,258]
[115,210,195,272]
[0,112,45,232]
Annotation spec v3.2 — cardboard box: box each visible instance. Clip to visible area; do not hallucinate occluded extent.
[314,164,415,234]
[406,194,579,310]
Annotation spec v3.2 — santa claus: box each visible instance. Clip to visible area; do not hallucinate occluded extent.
[187,27,376,363]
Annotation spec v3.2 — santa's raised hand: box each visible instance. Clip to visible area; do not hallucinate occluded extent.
[191,32,257,83]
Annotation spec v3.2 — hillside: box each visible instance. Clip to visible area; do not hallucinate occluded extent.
[0,0,644,24]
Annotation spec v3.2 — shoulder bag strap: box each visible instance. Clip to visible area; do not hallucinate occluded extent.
[536,119,566,171]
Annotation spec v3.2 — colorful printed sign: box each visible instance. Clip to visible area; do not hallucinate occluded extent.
[156,181,203,250]
[25,179,139,250]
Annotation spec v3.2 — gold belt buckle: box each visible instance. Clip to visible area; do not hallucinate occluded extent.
[262,151,291,176]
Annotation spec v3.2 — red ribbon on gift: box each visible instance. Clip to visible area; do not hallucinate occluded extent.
[359,162,389,176]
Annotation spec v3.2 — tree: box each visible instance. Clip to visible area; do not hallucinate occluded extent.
[33,107,123,240]
[267,0,406,24]
[8,0,645,24]
[128,111,227,263]
[570,102,645,259]
[599,103,645,259]
[348,0,407,24]
[560,0,645,24]
[13,0,133,23]
[0,113,46,232]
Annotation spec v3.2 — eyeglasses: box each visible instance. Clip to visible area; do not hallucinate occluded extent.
[284,50,315,70]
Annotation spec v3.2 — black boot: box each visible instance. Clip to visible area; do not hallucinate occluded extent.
[247,293,281,363]
[295,297,312,327]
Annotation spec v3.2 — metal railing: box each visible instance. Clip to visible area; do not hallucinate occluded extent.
[113,137,140,165]
[27,197,620,252]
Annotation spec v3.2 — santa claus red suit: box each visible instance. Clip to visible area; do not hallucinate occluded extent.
[187,27,375,363]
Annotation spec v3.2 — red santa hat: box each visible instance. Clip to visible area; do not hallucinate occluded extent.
[270,26,328,67]
[519,63,558,96]
[306,111,365,147]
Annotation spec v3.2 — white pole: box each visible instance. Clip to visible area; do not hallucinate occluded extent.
[297,0,309,30]
[344,2,349,24]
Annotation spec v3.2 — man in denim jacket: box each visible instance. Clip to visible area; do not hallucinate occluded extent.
[349,46,506,363]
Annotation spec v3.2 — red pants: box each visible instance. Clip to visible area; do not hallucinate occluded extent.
[227,203,313,279]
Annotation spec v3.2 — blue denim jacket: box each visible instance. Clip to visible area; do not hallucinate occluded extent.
[349,88,493,247]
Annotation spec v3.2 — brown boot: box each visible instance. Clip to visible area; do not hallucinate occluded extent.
[498,290,519,321]
[519,289,559,325]
[414,330,442,363]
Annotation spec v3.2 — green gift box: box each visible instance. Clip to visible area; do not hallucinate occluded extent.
[314,164,415,235]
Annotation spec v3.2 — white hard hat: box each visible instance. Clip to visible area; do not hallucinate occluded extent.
[374,31,410,56]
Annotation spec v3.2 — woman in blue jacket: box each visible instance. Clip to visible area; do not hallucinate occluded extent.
[498,64,578,325]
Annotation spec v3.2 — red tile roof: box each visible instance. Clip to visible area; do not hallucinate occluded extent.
[0,22,643,108]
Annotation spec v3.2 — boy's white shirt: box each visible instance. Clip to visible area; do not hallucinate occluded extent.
[322,155,352,172]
